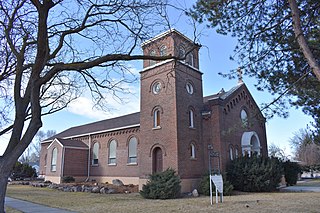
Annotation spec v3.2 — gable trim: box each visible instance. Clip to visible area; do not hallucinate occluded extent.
[47,138,63,150]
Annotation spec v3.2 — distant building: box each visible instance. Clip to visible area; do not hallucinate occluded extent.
[40,29,267,192]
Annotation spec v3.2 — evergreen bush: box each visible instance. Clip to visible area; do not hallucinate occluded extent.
[198,173,234,196]
[283,161,301,186]
[227,155,283,192]
[11,162,37,180]
[62,176,75,183]
[140,168,181,199]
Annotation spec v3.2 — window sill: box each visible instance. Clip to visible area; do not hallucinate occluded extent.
[127,163,138,166]
[108,163,117,166]
[91,164,99,167]
[152,126,161,130]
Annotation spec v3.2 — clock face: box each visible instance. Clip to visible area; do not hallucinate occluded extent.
[152,82,162,94]
[186,82,194,94]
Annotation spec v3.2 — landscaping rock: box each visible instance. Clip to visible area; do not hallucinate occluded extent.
[192,189,199,197]
[106,188,116,194]
[100,187,109,194]
[112,179,124,187]
[92,186,100,193]
[63,187,72,192]
[72,186,82,192]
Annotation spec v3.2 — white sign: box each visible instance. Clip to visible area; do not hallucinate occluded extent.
[211,175,223,193]
[209,174,223,205]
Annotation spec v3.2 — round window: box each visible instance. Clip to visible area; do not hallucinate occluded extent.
[152,82,162,94]
[186,82,194,94]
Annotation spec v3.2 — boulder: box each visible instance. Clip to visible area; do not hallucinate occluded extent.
[192,189,199,197]
[106,188,116,194]
[91,186,100,193]
[112,179,124,187]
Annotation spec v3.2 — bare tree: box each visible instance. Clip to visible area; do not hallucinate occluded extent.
[0,0,181,211]
[290,128,320,176]
[19,130,56,163]
[268,143,290,161]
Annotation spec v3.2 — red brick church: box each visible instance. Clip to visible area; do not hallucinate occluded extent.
[40,29,267,192]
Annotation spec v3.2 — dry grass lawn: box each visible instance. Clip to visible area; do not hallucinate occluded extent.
[6,184,320,213]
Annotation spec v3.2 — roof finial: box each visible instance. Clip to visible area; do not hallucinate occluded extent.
[237,67,243,84]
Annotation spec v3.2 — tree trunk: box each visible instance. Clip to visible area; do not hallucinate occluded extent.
[0,161,11,213]
[288,0,320,81]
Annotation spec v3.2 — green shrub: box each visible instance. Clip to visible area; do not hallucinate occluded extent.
[11,162,37,180]
[140,168,181,199]
[198,173,233,196]
[62,176,75,183]
[227,155,283,192]
[283,161,301,186]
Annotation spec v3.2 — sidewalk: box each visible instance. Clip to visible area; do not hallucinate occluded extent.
[280,186,320,192]
[5,197,77,213]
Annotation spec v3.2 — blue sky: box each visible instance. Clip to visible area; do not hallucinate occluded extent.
[0,0,313,157]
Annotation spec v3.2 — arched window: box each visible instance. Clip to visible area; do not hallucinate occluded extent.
[128,137,138,164]
[240,109,248,127]
[179,45,186,60]
[149,49,156,66]
[186,82,194,94]
[235,147,239,158]
[92,142,99,165]
[51,148,57,172]
[189,109,194,128]
[229,146,234,160]
[160,45,167,56]
[154,109,161,128]
[44,154,47,167]
[190,143,196,159]
[186,52,194,66]
[108,140,117,165]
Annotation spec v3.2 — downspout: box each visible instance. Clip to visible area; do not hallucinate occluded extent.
[61,147,65,183]
[85,134,91,182]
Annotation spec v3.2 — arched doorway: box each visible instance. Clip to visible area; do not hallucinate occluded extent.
[241,131,261,156]
[152,147,163,174]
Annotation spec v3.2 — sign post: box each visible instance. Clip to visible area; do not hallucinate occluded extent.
[208,146,223,205]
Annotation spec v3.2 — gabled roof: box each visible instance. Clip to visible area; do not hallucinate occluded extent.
[203,83,244,103]
[57,138,88,149]
[47,138,88,149]
[43,112,140,142]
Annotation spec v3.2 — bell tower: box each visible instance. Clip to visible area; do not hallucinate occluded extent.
[139,29,205,191]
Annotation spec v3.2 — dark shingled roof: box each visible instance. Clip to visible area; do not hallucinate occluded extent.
[44,112,140,142]
[203,83,244,103]
[56,138,88,148]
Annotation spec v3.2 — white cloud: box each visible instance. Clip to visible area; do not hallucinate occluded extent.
[67,89,140,120]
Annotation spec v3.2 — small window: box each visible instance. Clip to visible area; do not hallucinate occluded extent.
[189,109,194,128]
[92,143,99,165]
[109,140,117,165]
[186,52,194,66]
[179,45,186,60]
[240,109,248,127]
[152,81,162,94]
[51,147,57,172]
[186,82,194,94]
[190,143,196,159]
[235,148,239,158]
[149,49,156,66]
[128,137,138,164]
[160,45,167,56]
[229,146,234,160]
[154,109,161,128]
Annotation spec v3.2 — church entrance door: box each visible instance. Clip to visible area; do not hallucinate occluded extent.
[152,147,163,174]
